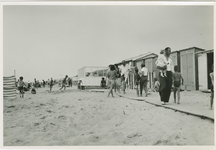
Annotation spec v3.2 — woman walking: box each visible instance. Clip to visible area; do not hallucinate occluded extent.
[107,65,117,97]
[139,63,148,97]
[156,47,173,105]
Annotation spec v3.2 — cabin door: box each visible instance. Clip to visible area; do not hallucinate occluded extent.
[181,52,194,90]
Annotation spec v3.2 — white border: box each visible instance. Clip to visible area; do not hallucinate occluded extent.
[0,1,215,150]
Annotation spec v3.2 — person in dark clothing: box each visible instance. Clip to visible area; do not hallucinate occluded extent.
[156,47,173,105]
[114,64,121,93]
[68,78,72,87]
[42,80,46,88]
[101,77,106,89]
[59,75,68,90]
[134,67,141,97]
[50,78,54,91]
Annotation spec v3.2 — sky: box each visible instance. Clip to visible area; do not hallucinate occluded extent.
[3,4,214,82]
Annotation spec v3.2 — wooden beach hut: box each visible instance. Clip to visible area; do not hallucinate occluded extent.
[197,49,214,91]
[170,50,181,71]
[179,47,205,90]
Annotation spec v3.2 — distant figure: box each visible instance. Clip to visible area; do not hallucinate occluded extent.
[27,81,31,89]
[107,65,117,97]
[101,77,106,89]
[172,65,184,104]
[155,50,168,78]
[59,75,68,90]
[18,76,26,98]
[210,64,214,110]
[120,60,129,94]
[134,67,140,97]
[31,88,36,94]
[42,80,46,88]
[139,63,148,97]
[114,64,121,93]
[47,79,50,86]
[78,80,83,89]
[34,78,37,89]
[68,78,72,87]
[50,78,54,91]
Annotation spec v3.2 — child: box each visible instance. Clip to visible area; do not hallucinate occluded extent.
[59,75,68,90]
[153,78,160,92]
[172,65,184,104]
[106,65,117,97]
[134,67,140,97]
[18,76,26,98]
[210,64,214,110]
[101,77,106,89]
[156,50,168,77]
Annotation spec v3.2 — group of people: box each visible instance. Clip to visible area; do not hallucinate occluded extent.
[106,60,136,97]
[16,75,73,98]
[105,47,214,109]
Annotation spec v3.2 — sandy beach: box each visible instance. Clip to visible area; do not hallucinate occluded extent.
[3,86,214,146]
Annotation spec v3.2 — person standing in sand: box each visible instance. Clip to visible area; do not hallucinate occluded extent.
[34,78,38,89]
[42,80,46,88]
[18,76,26,98]
[139,63,148,97]
[172,65,184,104]
[114,64,121,93]
[210,64,214,110]
[107,65,117,97]
[59,75,68,90]
[120,60,129,94]
[134,67,141,97]
[50,78,54,91]
[156,47,174,105]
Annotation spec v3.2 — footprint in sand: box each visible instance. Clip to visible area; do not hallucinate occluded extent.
[46,110,53,113]
[10,138,23,144]
[40,116,46,119]
[127,132,142,138]
[88,135,100,143]
[6,105,15,108]
[34,122,41,126]
[58,115,67,120]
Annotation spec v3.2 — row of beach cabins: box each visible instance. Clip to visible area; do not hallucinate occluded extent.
[77,47,213,91]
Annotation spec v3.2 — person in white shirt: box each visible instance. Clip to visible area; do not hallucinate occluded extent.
[156,47,174,105]
[120,60,129,94]
[139,63,148,97]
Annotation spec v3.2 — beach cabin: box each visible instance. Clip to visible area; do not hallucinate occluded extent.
[170,50,181,71]
[78,66,108,89]
[179,47,205,90]
[197,49,214,91]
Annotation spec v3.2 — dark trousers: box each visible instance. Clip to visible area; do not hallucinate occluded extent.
[159,71,172,102]
[140,76,148,96]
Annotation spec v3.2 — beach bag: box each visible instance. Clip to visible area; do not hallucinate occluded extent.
[31,88,36,94]
[174,81,180,87]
